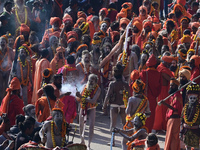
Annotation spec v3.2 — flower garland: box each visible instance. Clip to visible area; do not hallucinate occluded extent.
[15,6,28,25]
[170,29,178,43]
[123,90,129,108]
[51,121,66,148]
[184,104,199,126]
[121,51,129,71]
[125,95,148,122]
[19,58,30,86]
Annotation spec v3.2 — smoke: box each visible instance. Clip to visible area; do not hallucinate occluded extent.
[60,80,84,97]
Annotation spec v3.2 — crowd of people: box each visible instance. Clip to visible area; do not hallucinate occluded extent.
[0,0,200,149]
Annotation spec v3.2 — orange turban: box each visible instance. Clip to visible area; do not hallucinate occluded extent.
[190,55,200,67]
[76,44,88,52]
[180,35,191,44]
[50,17,61,26]
[67,38,76,44]
[74,17,85,28]
[174,4,185,15]
[162,56,174,63]
[116,12,126,20]
[100,8,108,16]
[130,70,139,82]
[133,21,142,31]
[63,14,73,24]
[191,22,200,28]
[147,31,158,39]
[120,18,130,28]
[121,2,133,9]
[20,23,30,34]
[132,79,146,94]
[0,77,21,114]
[146,54,157,67]
[77,11,87,20]
[179,69,191,80]
[66,31,78,40]
[56,46,65,53]
[42,68,53,78]
[143,21,153,29]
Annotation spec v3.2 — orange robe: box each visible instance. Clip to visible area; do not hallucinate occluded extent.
[153,63,174,131]
[50,58,66,74]
[146,144,160,150]
[32,58,50,104]
[35,96,63,122]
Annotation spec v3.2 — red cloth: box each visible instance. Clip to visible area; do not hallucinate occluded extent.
[153,63,174,131]
[61,95,77,124]
[1,95,24,126]
[140,68,162,132]
[100,8,108,16]
[190,67,200,84]
[20,24,30,34]
[146,54,157,67]
[166,92,183,120]
[107,8,118,23]
[88,21,96,40]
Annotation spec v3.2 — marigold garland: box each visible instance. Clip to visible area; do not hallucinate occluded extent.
[123,90,129,108]
[19,58,30,86]
[15,6,28,25]
[51,121,66,148]
[184,104,199,126]
[171,29,178,43]
[121,51,129,71]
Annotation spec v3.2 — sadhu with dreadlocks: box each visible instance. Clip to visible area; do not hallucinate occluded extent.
[180,83,200,150]
[121,79,150,150]
[114,113,148,150]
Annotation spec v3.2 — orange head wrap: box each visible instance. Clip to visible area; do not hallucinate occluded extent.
[121,2,133,9]
[174,4,185,15]
[77,11,87,20]
[42,68,53,78]
[76,44,88,52]
[190,55,200,67]
[50,17,62,26]
[20,23,30,34]
[178,49,187,60]
[133,21,143,31]
[179,69,191,80]
[99,8,108,16]
[66,31,78,40]
[67,38,76,44]
[143,21,153,29]
[132,79,146,94]
[170,78,180,86]
[147,31,158,40]
[1,35,8,43]
[180,17,190,24]
[130,70,140,82]
[119,18,130,29]
[187,49,195,54]
[116,12,126,20]
[180,35,191,44]
[162,56,174,63]
[74,17,86,28]
[146,54,157,67]
[0,77,21,114]
[62,14,73,24]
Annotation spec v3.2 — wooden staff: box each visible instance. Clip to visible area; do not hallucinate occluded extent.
[158,74,200,106]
